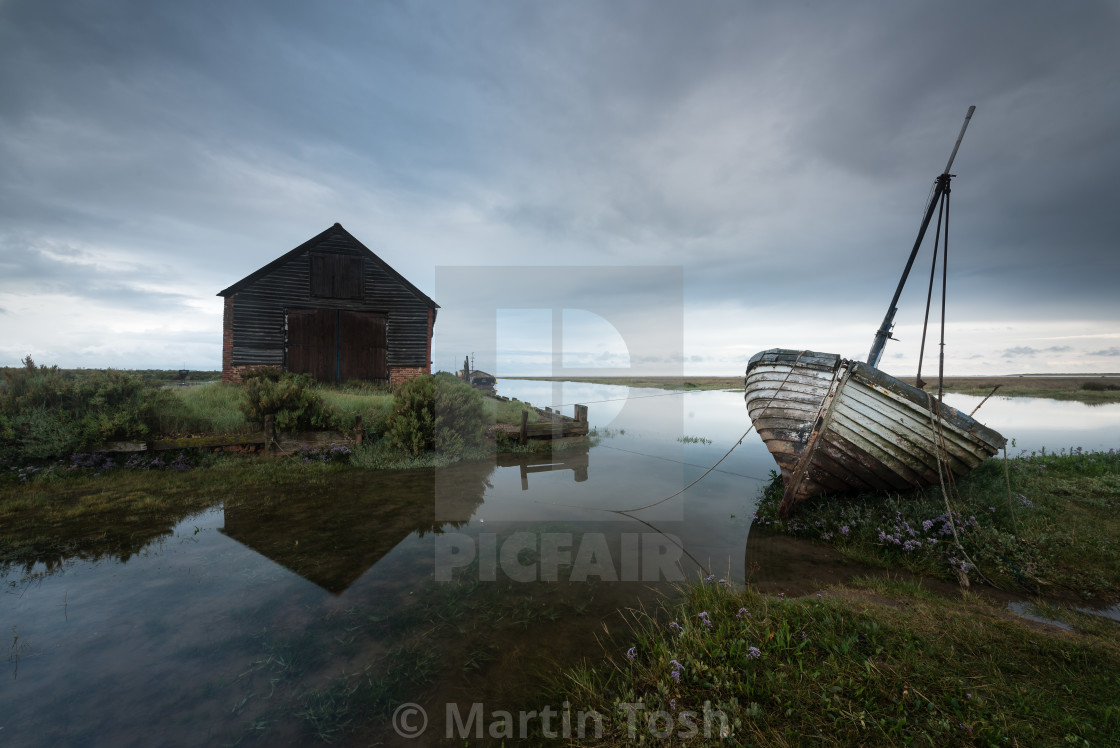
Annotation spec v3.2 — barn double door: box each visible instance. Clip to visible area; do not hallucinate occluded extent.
[287,309,387,382]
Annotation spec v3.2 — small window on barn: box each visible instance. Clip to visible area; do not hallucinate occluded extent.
[310,253,363,299]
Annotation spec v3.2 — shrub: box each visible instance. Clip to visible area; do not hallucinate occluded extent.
[0,359,172,462]
[384,373,488,457]
[238,370,335,432]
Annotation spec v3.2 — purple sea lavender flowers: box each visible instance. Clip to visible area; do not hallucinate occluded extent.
[669,659,684,682]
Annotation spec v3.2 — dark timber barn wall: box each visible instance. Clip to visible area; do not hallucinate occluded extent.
[218,223,438,385]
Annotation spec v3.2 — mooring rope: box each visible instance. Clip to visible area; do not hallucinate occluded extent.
[607,425,756,514]
[925,392,997,588]
[596,443,767,481]
[607,351,810,515]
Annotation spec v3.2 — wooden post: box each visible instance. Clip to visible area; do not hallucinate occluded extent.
[574,404,588,423]
[263,415,275,453]
[519,410,528,446]
[354,414,364,446]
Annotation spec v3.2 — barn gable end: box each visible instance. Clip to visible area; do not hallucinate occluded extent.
[218,223,437,384]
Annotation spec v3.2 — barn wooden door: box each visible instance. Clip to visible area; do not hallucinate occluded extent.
[339,311,387,382]
[287,309,387,383]
[287,309,336,381]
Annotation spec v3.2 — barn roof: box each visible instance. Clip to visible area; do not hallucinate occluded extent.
[217,223,439,308]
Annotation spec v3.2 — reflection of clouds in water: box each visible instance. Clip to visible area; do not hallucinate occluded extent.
[943,394,1120,451]
[497,379,637,428]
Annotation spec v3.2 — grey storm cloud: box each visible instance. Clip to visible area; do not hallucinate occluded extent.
[1,0,1118,369]
[1089,347,1120,357]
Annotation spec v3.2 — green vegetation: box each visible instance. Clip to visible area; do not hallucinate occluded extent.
[384,372,488,458]
[158,381,250,434]
[0,357,175,463]
[0,361,537,467]
[753,449,1120,603]
[561,575,1120,746]
[555,447,1120,744]
[237,368,338,431]
[486,397,541,427]
[317,384,394,431]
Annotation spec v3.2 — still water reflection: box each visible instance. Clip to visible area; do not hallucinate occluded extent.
[2,380,1117,745]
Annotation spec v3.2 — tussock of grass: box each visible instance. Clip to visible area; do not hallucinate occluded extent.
[162,383,250,434]
[562,577,1120,745]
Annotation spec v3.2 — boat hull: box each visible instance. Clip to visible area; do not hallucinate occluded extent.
[744,349,1006,517]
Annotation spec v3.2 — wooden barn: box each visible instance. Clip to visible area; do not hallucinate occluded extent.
[218,223,437,385]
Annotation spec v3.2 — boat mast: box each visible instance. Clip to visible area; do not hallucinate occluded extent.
[866,106,975,368]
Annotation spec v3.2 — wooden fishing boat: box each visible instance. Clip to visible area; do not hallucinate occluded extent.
[745,349,1005,517]
[744,108,1006,516]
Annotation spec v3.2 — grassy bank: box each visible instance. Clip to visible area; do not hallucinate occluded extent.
[554,448,1120,744]
[560,576,1120,745]
[516,374,1120,403]
[753,449,1120,604]
[1,363,546,469]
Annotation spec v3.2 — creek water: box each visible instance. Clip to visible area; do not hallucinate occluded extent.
[2,381,1117,745]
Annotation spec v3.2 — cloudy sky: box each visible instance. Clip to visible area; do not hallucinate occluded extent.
[1,0,1118,376]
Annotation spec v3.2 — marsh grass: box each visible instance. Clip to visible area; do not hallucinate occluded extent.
[754,449,1120,603]
[486,397,541,426]
[160,381,392,434]
[316,389,394,431]
[561,576,1120,746]
[161,383,251,434]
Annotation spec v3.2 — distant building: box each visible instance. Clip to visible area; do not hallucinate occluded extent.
[218,223,437,384]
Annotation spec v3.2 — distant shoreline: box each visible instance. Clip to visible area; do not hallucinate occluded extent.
[505,374,1120,403]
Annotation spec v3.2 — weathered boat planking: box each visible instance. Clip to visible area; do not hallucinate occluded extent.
[744,349,1006,517]
[744,107,1008,516]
